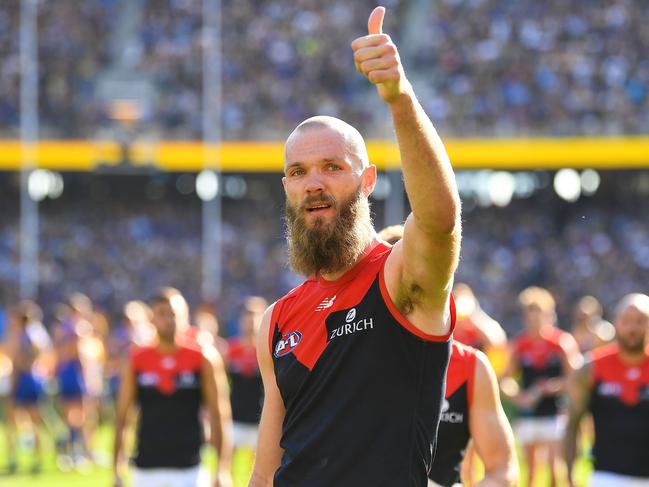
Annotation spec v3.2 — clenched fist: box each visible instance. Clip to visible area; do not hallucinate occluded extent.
[351,6,412,104]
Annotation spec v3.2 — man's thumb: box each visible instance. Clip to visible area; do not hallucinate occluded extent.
[368,6,385,35]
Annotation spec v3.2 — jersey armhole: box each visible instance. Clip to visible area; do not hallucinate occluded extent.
[268,300,282,356]
[378,264,456,342]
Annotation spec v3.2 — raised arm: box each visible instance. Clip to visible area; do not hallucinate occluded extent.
[563,360,592,487]
[248,305,285,487]
[352,7,461,335]
[201,349,233,487]
[470,351,519,487]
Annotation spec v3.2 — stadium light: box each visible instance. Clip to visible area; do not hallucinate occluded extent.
[488,171,515,207]
[27,169,50,202]
[196,169,219,201]
[224,175,247,199]
[176,174,195,195]
[554,168,581,202]
[580,169,600,196]
[47,171,64,199]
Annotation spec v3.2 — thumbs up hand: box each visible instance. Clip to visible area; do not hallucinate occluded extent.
[351,7,411,104]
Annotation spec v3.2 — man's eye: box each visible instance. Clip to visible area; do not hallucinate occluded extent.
[328,164,341,171]
[290,169,304,176]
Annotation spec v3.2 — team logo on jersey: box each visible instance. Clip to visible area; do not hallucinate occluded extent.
[345,308,356,322]
[274,331,302,358]
[161,356,176,370]
[440,398,464,423]
[316,296,336,311]
[626,367,641,380]
[328,308,374,341]
[441,398,450,413]
[176,371,198,388]
[137,372,159,387]
[598,381,622,397]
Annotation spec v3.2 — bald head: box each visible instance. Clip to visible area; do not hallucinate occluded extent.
[285,116,370,171]
[616,293,649,319]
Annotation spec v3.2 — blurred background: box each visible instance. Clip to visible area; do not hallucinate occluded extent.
[0,0,648,485]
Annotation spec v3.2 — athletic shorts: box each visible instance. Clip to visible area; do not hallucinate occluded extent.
[514,415,566,445]
[233,421,259,449]
[13,371,45,406]
[132,466,209,487]
[590,471,649,487]
[428,480,461,487]
[57,360,85,400]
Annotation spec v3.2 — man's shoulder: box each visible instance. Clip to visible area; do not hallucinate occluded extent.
[452,340,479,360]
[131,345,157,367]
[590,343,619,364]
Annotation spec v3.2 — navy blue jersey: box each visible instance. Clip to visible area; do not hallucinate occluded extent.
[590,344,649,477]
[270,243,455,487]
[132,345,204,468]
[429,342,477,487]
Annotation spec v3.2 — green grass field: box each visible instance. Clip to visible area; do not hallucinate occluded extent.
[0,423,593,487]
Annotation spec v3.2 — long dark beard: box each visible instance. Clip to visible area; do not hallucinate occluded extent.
[285,187,374,276]
[617,334,647,355]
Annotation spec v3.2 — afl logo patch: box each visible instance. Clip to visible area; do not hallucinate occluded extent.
[274,331,302,358]
[345,308,356,323]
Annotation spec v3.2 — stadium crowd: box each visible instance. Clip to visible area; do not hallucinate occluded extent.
[1,174,647,335]
[1,0,649,139]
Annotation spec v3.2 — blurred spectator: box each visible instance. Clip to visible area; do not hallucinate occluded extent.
[3,0,648,138]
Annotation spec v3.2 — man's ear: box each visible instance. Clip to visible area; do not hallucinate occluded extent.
[361,164,377,197]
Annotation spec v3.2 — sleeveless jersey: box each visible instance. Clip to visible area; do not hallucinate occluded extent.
[454,320,484,350]
[429,342,477,487]
[270,243,455,487]
[131,345,204,468]
[590,344,649,477]
[513,327,566,417]
[227,338,263,424]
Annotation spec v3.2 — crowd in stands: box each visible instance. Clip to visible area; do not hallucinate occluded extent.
[0,0,117,139]
[1,0,648,139]
[1,173,648,336]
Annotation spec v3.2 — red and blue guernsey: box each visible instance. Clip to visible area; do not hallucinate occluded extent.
[590,344,649,477]
[270,243,455,487]
[429,341,477,487]
[131,345,204,469]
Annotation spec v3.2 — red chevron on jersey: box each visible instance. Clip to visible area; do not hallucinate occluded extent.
[445,341,478,405]
[514,326,566,369]
[591,343,649,406]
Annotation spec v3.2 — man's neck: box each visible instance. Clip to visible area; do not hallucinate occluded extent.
[157,340,178,354]
[618,346,648,366]
[319,236,379,281]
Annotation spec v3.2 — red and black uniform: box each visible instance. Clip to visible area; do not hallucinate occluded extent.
[429,342,477,487]
[131,345,204,468]
[589,344,649,477]
[270,243,455,487]
[512,327,566,417]
[227,338,263,424]
[454,321,483,351]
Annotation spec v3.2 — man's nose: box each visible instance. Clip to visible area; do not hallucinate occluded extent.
[304,171,325,194]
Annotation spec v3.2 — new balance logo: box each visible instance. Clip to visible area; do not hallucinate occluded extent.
[316,295,336,311]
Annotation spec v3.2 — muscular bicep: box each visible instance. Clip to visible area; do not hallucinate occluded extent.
[402,212,460,300]
[383,213,459,335]
[249,305,285,487]
[469,352,518,483]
